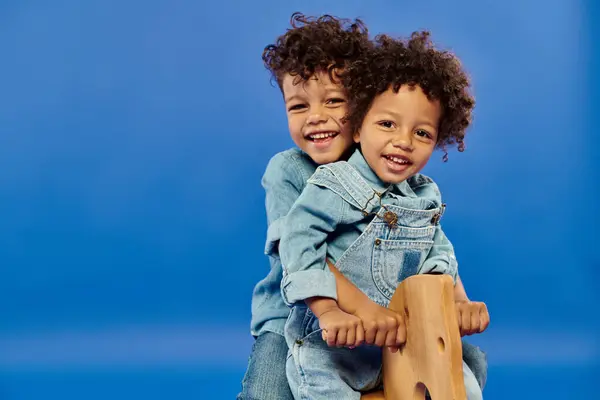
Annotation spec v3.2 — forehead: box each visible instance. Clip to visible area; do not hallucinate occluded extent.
[281,71,343,99]
[370,85,441,120]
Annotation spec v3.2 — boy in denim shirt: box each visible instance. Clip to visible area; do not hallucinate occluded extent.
[279,32,488,399]
[239,13,488,400]
[238,13,378,400]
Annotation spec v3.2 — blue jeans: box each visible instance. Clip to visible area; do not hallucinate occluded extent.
[239,333,487,399]
[462,339,487,390]
[237,332,294,400]
[285,306,483,400]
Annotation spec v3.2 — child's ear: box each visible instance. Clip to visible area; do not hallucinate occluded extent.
[353,130,361,143]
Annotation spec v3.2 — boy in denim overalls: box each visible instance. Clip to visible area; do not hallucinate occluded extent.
[239,14,489,400]
[279,31,487,399]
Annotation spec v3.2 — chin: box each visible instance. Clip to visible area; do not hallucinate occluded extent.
[380,171,408,184]
[312,152,340,165]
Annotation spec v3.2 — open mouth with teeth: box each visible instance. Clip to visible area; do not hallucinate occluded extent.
[307,131,339,143]
[384,155,411,165]
[383,154,413,173]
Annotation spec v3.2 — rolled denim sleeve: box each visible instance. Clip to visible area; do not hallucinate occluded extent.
[279,183,344,306]
[419,224,458,281]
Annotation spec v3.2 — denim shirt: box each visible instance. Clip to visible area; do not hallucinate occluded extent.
[279,149,458,306]
[250,148,319,336]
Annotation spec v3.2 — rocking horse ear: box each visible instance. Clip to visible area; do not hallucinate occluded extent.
[381,275,467,400]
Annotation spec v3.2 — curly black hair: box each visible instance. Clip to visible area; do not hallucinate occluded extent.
[342,31,475,160]
[262,12,371,89]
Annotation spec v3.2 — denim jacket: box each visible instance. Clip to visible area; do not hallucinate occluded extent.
[279,149,458,307]
[250,148,319,336]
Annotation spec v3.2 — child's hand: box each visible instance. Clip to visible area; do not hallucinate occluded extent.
[455,301,490,336]
[319,308,365,348]
[353,299,406,350]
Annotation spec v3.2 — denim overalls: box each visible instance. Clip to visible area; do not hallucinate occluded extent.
[283,161,482,400]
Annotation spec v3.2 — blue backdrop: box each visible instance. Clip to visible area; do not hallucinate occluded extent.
[0,1,597,399]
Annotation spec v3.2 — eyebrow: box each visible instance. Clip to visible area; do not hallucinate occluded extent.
[284,87,345,104]
[377,108,437,128]
[284,95,303,104]
[323,88,345,97]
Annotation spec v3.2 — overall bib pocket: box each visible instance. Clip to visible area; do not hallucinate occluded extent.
[371,239,434,300]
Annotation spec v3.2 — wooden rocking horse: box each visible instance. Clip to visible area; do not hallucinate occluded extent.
[360,274,467,400]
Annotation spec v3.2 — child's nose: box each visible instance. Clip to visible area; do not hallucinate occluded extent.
[392,131,414,151]
[306,109,328,125]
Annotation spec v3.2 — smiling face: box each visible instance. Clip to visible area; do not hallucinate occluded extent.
[354,84,442,184]
[282,70,354,165]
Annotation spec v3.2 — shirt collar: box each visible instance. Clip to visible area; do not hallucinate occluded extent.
[347,149,417,198]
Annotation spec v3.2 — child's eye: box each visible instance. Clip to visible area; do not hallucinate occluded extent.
[415,129,432,139]
[326,97,345,105]
[288,104,307,112]
[378,120,395,129]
